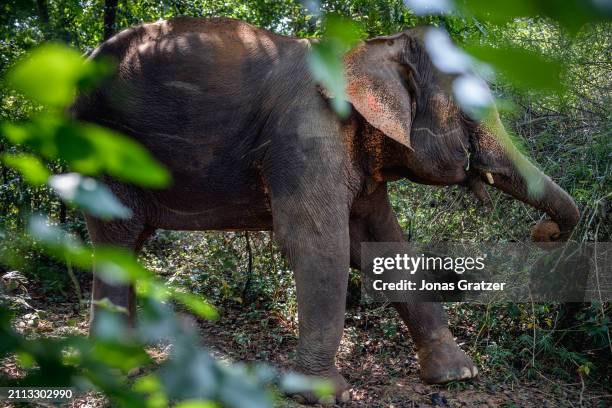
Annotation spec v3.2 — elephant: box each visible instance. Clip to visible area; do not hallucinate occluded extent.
[73,17,580,404]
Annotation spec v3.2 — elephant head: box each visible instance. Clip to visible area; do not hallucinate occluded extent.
[342,28,579,241]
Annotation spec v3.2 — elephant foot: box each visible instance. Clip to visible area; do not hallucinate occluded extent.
[417,329,478,384]
[289,366,350,405]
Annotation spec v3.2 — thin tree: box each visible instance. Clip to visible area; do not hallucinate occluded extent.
[103,0,119,40]
[36,0,50,37]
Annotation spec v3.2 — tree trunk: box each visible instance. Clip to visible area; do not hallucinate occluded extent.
[36,0,50,39]
[103,0,119,40]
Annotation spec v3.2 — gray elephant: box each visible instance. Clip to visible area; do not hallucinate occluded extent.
[73,17,579,404]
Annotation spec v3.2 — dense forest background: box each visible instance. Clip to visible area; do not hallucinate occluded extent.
[0,1,610,407]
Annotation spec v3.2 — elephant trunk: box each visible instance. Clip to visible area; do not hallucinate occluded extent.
[483,160,579,241]
[472,113,579,242]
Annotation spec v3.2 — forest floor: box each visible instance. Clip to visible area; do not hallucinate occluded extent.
[197,307,610,408]
[1,289,610,408]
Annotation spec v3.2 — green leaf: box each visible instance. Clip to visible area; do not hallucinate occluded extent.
[2,117,171,189]
[1,153,50,185]
[307,14,364,118]
[91,298,129,315]
[280,373,334,398]
[133,374,169,408]
[1,117,62,160]
[578,363,592,376]
[133,374,162,393]
[93,247,154,285]
[91,341,152,372]
[480,111,545,199]
[7,44,85,108]
[174,400,217,408]
[80,123,171,188]
[309,43,350,117]
[2,122,32,144]
[48,173,132,220]
[323,14,363,50]
[27,215,92,267]
[459,0,610,35]
[171,290,219,321]
[458,0,537,25]
[16,351,36,369]
[464,44,564,92]
[137,280,172,301]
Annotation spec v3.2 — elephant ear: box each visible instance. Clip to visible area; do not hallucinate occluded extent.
[343,37,415,150]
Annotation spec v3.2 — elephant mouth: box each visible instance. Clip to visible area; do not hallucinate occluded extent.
[465,164,504,204]
[465,172,491,204]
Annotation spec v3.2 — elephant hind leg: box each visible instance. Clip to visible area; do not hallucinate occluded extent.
[86,214,155,331]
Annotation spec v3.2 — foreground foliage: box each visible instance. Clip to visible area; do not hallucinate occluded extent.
[0,0,610,406]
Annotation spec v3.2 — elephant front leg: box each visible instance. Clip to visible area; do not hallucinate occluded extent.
[272,202,352,404]
[290,248,351,404]
[392,302,478,384]
[350,187,478,384]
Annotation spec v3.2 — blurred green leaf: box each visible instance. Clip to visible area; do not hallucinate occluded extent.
[2,118,61,159]
[7,44,85,108]
[91,341,152,372]
[27,215,92,267]
[481,110,545,199]
[459,0,537,25]
[465,44,564,91]
[279,372,334,399]
[48,173,132,220]
[459,0,611,35]
[16,351,36,369]
[94,247,154,284]
[91,299,129,315]
[171,290,219,321]
[323,14,363,49]
[6,43,115,108]
[309,43,350,117]
[133,374,163,393]
[174,401,217,408]
[133,375,168,408]
[313,380,336,400]
[2,117,171,188]
[81,123,171,188]
[308,14,363,118]
[1,153,50,185]
[137,279,172,301]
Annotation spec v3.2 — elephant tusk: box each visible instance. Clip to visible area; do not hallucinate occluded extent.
[485,172,494,185]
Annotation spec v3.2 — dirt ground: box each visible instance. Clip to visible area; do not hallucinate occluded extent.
[197,309,609,408]
[2,295,609,408]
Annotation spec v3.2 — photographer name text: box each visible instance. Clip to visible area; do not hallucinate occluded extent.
[370,254,506,292]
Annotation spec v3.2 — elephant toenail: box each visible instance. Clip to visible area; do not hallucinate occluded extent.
[461,367,472,378]
[471,366,479,377]
[340,390,351,402]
